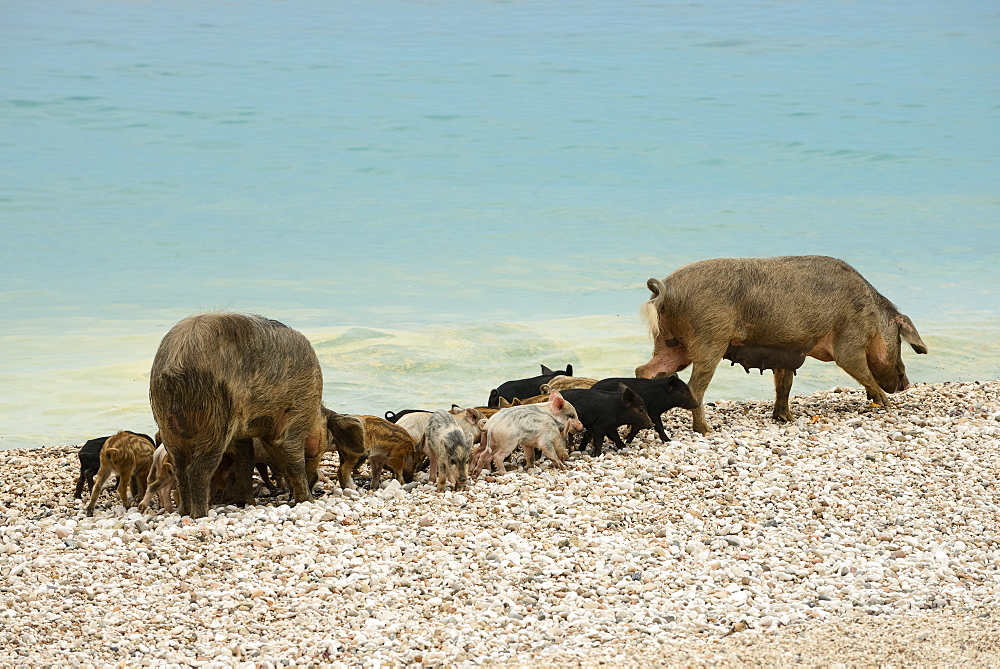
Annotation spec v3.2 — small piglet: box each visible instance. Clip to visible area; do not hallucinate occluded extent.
[138,444,176,513]
[359,415,422,490]
[423,410,473,492]
[487,364,574,408]
[541,375,599,393]
[472,390,583,476]
[73,436,110,499]
[85,431,156,516]
[591,375,699,443]
[560,384,653,456]
[323,407,366,491]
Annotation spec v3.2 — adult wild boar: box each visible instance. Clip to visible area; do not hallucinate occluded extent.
[636,256,928,434]
[149,313,326,518]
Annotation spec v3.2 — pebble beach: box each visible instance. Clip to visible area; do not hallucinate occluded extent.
[2,381,999,667]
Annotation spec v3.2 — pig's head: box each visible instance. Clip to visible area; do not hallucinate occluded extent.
[617,384,654,430]
[869,314,928,393]
[636,278,692,379]
[653,373,700,410]
[547,390,584,437]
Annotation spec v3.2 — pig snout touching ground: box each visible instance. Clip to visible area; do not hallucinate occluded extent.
[471,390,582,476]
[137,444,177,513]
[359,415,422,490]
[323,407,366,491]
[591,375,699,444]
[149,312,326,518]
[85,431,156,517]
[636,256,927,433]
[423,410,473,492]
[540,375,599,393]
[560,384,654,456]
[74,436,110,499]
[488,364,574,408]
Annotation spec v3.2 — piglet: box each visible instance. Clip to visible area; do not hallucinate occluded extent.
[359,415,423,490]
[471,390,583,476]
[591,375,699,443]
[560,384,654,456]
[85,431,156,516]
[423,410,474,492]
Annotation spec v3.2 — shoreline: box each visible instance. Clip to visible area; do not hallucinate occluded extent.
[1,380,998,666]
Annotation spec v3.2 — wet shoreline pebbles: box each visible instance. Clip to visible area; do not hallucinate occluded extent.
[2,381,999,666]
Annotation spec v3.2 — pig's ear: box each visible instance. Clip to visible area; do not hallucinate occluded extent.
[550,390,564,410]
[621,386,641,405]
[897,315,928,354]
[541,365,554,375]
[540,383,551,393]
[566,364,573,377]
[499,397,511,408]
[465,408,479,424]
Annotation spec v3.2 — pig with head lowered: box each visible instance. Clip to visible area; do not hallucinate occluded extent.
[358,415,422,490]
[471,390,584,476]
[422,410,474,492]
[636,256,928,433]
[85,431,156,516]
[149,313,326,518]
[322,407,366,491]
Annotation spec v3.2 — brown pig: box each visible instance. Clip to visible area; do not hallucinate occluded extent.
[507,394,549,406]
[636,256,928,433]
[85,431,156,516]
[540,375,599,393]
[322,407,366,490]
[149,313,326,518]
[358,415,422,490]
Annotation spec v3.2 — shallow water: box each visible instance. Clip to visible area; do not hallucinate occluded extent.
[1,0,998,449]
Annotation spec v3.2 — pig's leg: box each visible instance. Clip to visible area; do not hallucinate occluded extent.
[369,458,384,491]
[85,467,114,516]
[132,471,148,507]
[435,465,448,493]
[607,425,629,452]
[651,413,670,442]
[772,369,796,422]
[173,444,225,519]
[833,348,890,409]
[74,469,87,499]
[523,440,537,470]
[426,448,439,487]
[276,432,313,505]
[337,450,362,490]
[227,438,257,507]
[256,464,278,492]
[685,354,724,434]
[116,465,134,508]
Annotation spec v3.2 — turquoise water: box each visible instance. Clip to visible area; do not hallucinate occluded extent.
[1,1,998,449]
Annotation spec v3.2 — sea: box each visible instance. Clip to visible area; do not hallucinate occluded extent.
[1,0,998,450]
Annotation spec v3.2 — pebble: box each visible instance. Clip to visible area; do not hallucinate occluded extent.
[0,381,998,665]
